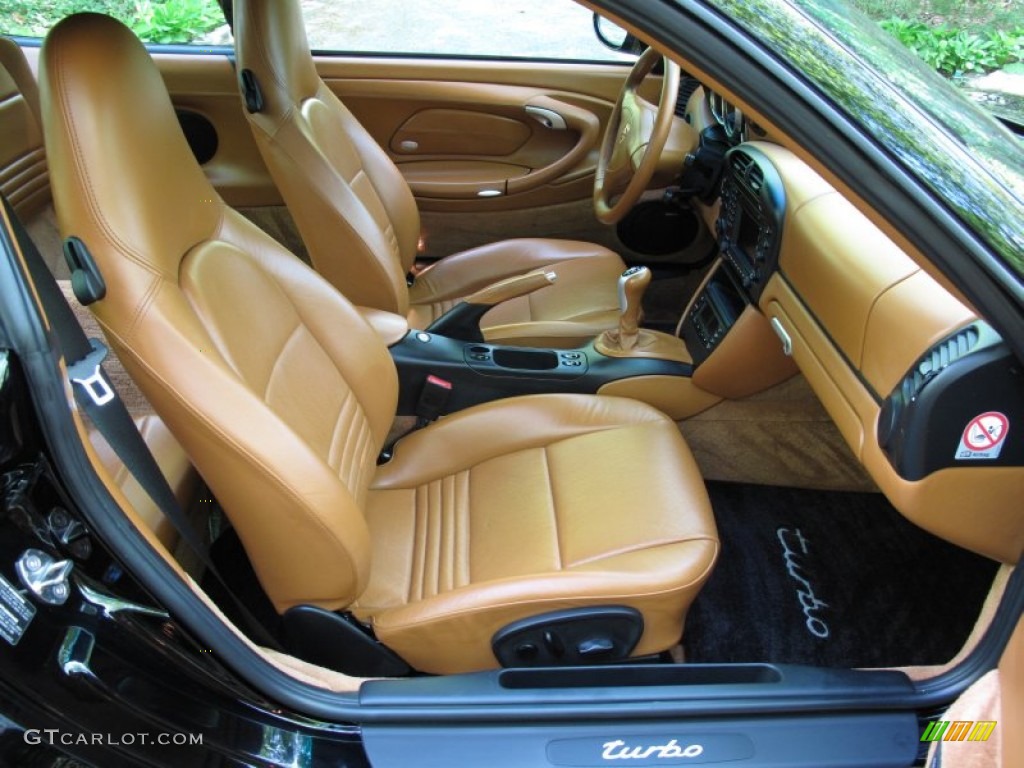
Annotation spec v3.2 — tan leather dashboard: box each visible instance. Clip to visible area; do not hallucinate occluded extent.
[748,142,1021,564]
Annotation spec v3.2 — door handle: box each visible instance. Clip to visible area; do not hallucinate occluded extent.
[525,105,567,131]
[507,96,600,194]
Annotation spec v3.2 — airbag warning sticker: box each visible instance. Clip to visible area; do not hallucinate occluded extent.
[956,411,1009,461]
[0,572,35,646]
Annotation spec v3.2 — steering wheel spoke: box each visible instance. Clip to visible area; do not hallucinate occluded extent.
[594,47,680,225]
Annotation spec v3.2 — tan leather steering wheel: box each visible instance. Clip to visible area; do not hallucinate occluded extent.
[594,47,681,225]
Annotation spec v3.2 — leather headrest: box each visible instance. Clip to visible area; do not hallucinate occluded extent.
[40,13,221,282]
[234,0,321,123]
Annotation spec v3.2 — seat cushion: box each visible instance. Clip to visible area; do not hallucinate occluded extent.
[360,394,718,674]
[407,238,625,347]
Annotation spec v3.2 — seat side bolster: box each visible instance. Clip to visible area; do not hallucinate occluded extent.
[96,293,373,613]
[88,414,198,548]
[320,84,421,272]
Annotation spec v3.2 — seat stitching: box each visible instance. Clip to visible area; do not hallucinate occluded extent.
[56,44,154,272]
[3,169,49,200]
[0,148,47,186]
[464,468,472,586]
[382,221,399,259]
[351,167,400,259]
[405,470,476,602]
[440,473,454,594]
[261,322,304,403]
[541,446,562,571]
[425,479,440,599]
[335,393,359,476]
[326,390,352,472]
[567,534,717,569]
[330,390,372,494]
[409,485,426,603]
[374,539,722,631]
[375,422,665,490]
[346,419,372,496]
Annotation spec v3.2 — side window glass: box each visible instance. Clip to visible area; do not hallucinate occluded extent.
[1,0,227,45]
[299,0,635,62]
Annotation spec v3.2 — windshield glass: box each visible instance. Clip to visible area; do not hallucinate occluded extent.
[705,0,1024,277]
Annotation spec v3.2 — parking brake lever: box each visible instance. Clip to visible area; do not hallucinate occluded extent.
[425,269,557,341]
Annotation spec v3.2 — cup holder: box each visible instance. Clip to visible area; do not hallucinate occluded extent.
[492,348,559,370]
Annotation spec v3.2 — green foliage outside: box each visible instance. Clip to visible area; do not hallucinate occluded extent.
[879,20,1023,76]
[852,0,1024,77]
[1,0,223,44]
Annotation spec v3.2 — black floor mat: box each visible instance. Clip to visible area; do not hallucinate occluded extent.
[683,482,1000,667]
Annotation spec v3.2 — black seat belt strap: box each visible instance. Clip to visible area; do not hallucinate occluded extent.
[5,196,282,651]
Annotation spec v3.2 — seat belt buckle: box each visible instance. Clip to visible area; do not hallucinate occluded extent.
[68,338,115,406]
[415,374,453,426]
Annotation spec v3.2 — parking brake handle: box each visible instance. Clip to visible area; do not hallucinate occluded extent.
[465,269,557,306]
[425,269,557,341]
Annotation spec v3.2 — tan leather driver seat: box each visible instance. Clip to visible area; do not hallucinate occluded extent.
[233,0,625,348]
[0,36,198,549]
[41,13,718,674]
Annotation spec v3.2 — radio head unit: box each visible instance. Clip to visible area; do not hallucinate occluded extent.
[716,146,785,300]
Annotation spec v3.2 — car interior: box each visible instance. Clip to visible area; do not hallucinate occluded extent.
[1,0,1021,716]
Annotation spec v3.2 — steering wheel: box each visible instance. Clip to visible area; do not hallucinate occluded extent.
[594,47,681,225]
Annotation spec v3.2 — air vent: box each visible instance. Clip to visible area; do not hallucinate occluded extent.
[909,325,980,396]
[730,150,754,177]
[675,77,701,118]
[748,165,764,192]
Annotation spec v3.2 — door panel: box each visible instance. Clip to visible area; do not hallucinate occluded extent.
[392,109,531,156]
[389,102,594,200]
[314,57,641,213]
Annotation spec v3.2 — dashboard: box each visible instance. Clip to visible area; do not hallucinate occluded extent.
[676,91,1024,565]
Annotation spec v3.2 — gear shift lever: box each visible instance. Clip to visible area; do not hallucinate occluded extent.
[596,265,690,363]
[615,266,651,350]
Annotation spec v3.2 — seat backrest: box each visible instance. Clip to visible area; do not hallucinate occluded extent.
[234,0,420,316]
[41,12,400,613]
[0,37,50,219]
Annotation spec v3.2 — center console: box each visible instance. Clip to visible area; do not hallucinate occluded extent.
[389,144,792,421]
[391,331,691,415]
[680,145,786,364]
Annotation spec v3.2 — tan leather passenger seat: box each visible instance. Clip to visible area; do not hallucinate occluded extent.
[41,13,718,674]
[2,36,198,548]
[233,0,625,348]
[0,36,65,276]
